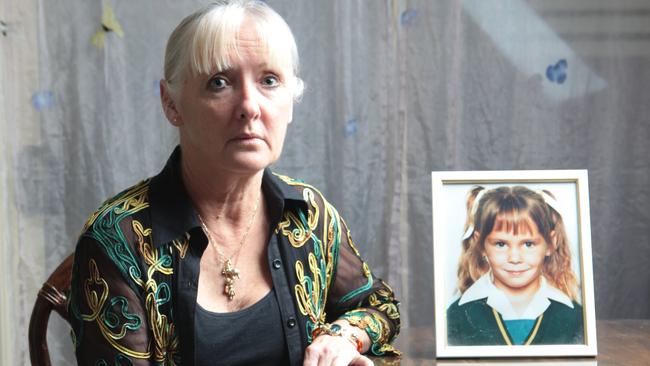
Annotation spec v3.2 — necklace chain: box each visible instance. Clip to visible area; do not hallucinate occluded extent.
[197,192,261,301]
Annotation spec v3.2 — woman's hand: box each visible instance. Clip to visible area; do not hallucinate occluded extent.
[303,322,373,366]
[303,335,373,366]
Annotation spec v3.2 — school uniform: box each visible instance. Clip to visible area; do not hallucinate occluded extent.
[446,274,584,346]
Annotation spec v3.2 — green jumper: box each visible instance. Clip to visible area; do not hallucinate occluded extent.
[447,298,584,346]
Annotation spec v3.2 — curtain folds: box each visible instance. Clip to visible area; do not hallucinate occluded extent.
[2,0,649,364]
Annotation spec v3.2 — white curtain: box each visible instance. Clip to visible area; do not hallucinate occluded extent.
[2,0,649,364]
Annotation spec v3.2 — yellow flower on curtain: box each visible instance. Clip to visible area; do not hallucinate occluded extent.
[91,2,124,49]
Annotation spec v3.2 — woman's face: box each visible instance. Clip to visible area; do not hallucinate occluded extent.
[171,18,294,175]
[482,217,552,299]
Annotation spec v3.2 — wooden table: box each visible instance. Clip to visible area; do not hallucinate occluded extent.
[370,320,650,366]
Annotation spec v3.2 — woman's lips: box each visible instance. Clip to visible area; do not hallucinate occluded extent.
[231,133,263,142]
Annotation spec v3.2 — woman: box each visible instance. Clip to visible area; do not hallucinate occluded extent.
[68,1,400,365]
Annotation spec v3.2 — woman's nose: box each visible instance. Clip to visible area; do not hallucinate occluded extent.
[237,80,261,121]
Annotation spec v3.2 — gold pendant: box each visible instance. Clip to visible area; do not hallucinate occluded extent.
[221,259,240,300]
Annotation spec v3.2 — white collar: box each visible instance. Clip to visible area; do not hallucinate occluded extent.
[458,273,574,320]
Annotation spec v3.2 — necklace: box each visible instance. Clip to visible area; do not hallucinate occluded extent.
[197,192,261,301]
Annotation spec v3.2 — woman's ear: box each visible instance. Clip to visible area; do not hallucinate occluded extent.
[287,108,293,124]
[160,79,182,126]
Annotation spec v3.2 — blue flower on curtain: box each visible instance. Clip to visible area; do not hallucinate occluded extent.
[345,119,358,137]
[546,59,568,84]
[31,90,55,110]
[400,9,418,26]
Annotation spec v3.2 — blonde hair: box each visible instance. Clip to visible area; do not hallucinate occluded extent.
[457,186,579,300]
[163,0,304,99]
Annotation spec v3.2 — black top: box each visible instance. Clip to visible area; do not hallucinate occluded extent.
[194,289,289,366]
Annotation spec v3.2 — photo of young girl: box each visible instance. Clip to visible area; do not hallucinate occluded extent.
[446,185,584,346]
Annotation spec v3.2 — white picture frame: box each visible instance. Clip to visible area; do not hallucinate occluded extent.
[432,170,597,358]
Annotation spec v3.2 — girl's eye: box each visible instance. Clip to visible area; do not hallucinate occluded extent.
[524,241,535,248]
[495,241,507,248]
[208,76,228,90]
[262,75,280,87]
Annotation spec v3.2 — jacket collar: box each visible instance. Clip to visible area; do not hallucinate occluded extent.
[148,146,306,248]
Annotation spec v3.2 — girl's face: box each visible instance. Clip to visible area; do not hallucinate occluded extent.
[482,217,553,299]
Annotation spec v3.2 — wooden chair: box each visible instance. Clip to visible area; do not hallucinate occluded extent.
[28,254,74,366]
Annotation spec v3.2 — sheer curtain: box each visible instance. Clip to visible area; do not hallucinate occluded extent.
[2,0,649,364]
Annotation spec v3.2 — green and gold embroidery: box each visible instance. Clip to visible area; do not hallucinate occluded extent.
[341,309,400,356]
[277,210,314,248]
[134,219,179,363]
[146,291,179,363]
[274,175,337,338]
[83,180,151,295]
[71,171,399,364]
[335,219,378,307]
[275,173,399,354]
[369,283,400,322]
[338,263,373,304]
[72,180,180,364]
[81,259,151,359]
[83,180,150,232]
[81,259,109,323]
[171,233,190,259]
[289,187,332,339]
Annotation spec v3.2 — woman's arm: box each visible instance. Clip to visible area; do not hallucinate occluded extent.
[303,214,400,366]
[68,235,152,366]
[326,217,401,356]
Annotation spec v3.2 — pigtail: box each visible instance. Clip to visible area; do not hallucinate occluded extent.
[541,191,579,301]
[457,186,489,294]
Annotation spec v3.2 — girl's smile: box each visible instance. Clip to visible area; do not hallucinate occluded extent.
[505,269,529,276]
[483,219,552,300]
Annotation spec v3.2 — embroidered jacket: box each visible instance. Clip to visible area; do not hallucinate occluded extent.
[68,147,400,366]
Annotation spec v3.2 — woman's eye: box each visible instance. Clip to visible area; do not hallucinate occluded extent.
[262,75,279,87]
[495,241,507,248]
[208,76,228,90]
[524,241,535,248]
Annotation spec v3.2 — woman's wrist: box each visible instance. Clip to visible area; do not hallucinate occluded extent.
[312,322,364,353]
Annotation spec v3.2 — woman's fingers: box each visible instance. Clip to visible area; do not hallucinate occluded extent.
[303,340,334,365]
[303,334,372,366]
[349,354,374,366]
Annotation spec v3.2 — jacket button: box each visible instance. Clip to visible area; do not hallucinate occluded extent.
[287,317,296,328]
[272,259,282,269]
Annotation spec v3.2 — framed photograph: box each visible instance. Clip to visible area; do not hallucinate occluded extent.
[432,170,597,358]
